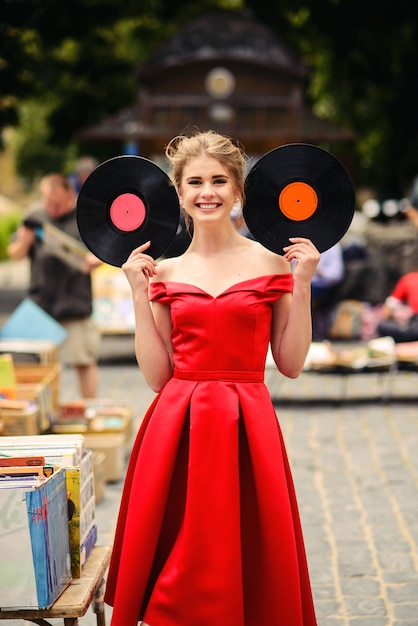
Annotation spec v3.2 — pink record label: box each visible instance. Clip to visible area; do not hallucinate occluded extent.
[109,193,146,231]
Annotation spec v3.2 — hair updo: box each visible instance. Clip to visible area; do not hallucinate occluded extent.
[165,130,247,204]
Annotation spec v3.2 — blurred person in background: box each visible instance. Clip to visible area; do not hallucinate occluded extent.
[69,155,98,194]
[376,268,418,342]
[7,173,102,397]
[311,242,345,340]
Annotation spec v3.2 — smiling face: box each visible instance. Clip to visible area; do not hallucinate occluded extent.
[178,154,238,225]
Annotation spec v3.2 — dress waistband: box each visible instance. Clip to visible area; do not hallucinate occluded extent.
[173,369,264,382]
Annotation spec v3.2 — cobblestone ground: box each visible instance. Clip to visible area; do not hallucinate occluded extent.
[2,347,418,625]
[280,400,418,626]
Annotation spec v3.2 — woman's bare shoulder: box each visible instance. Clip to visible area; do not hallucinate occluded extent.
[244,239,291,274]
[151,256,181,283]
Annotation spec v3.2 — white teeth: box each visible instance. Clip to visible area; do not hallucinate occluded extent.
[199,204,217,209]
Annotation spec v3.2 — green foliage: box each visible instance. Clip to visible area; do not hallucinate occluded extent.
[247,0,418,195]
[1,2,160,146]
[2,0,418,196]
[12,101,73,178]
[0,212,21,261]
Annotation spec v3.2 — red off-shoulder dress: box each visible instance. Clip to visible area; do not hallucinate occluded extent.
[104,274,317,626]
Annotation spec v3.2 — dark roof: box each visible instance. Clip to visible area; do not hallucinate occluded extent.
[138,10,307,79]
[78,10,354,148]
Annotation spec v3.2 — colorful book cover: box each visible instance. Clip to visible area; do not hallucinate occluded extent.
[0,468,71,609]
[0,456,46,467]
[0,353,17,399]
[64,449,97,577]
[25,468,72,607]
[0,465,53,479]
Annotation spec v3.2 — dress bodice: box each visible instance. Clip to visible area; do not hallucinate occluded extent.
[150,274,293,376]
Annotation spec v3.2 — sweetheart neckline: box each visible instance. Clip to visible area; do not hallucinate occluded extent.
[151,273,292,299]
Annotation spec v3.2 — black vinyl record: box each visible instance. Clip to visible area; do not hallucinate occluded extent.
[243,143,355,254]
[76,155,180,266]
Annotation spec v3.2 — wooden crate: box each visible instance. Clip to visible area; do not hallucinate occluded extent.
[13,364,61,432]
[0,339,59,365]
[0,402,40,436]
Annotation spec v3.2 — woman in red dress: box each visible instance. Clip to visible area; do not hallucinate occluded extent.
[104,130,320,626]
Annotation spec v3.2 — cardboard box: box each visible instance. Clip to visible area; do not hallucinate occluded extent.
[93,451,106,504]
[83,432,126,482]
[65,449,97,577]
[0,467,72,610]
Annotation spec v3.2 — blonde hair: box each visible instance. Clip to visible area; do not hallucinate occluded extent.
[165,130,247,205]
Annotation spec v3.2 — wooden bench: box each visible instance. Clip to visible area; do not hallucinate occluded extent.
[0,545,111,626]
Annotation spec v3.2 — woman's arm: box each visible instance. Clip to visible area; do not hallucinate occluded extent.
[122,242,173,392]
[271,237,320,378]
[131,293,173,392]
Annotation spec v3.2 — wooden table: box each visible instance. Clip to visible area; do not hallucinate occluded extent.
[0,545,111,626]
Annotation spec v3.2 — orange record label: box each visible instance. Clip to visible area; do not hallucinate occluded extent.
[278,182,318,221]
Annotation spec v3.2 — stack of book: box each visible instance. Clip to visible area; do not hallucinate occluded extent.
[0,434,97,579]
[0,354,62,435]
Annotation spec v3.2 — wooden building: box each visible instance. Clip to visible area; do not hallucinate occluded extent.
[79,10,353,163]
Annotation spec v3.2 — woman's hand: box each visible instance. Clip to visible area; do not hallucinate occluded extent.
[122,241,158,292]
[282,237,320,283]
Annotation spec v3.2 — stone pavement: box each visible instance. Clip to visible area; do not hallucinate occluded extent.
[267,368,418,626]
[273,390,418,626]
[2,337,418,626]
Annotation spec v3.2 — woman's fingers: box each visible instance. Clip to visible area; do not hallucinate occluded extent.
[282,237,320,280]
[283,237,320,259]
[122,241,158,280]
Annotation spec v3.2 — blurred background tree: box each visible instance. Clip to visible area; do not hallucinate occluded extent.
[1,0,417,196]
[258,0,418,198]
